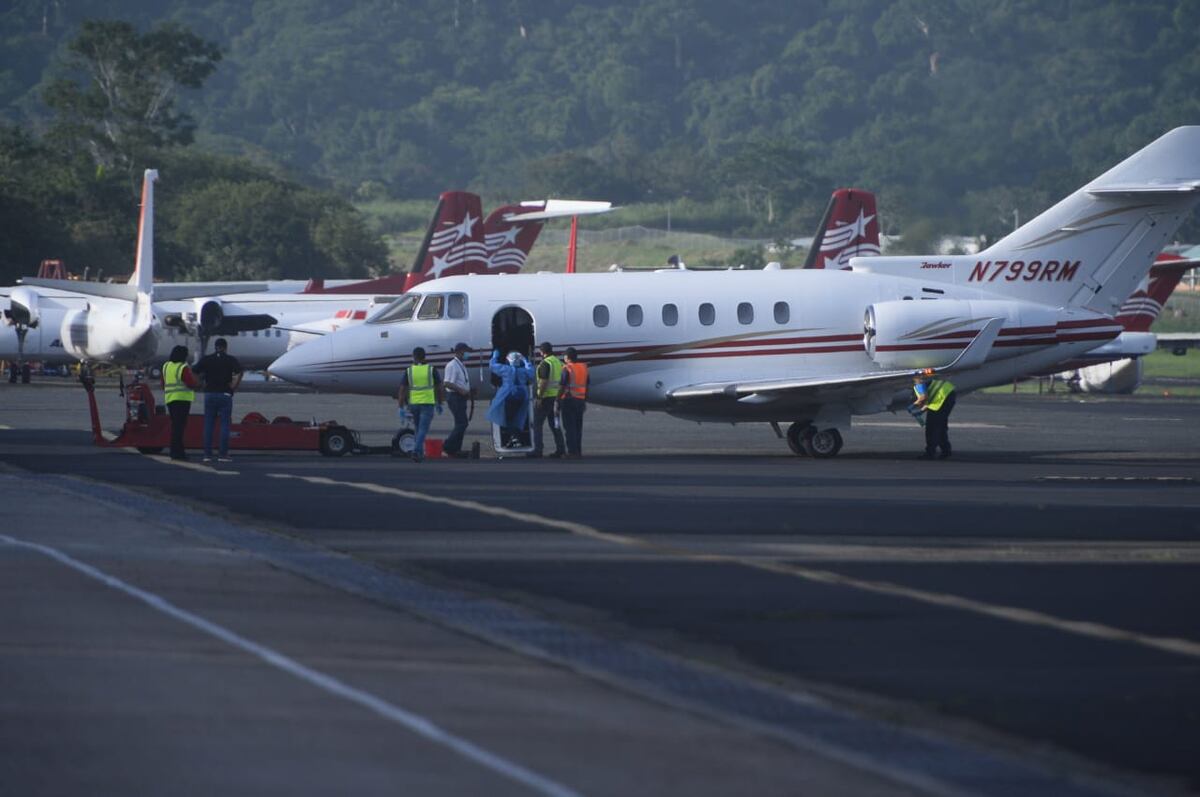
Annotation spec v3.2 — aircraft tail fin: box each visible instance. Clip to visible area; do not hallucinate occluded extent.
[979,126,1200,312]
[851,128,1200,315]
[404,191,487,289]
[803,188,880,269]
[132,169,158,302]
[1116,254,1200,331]
[484,203,544,274]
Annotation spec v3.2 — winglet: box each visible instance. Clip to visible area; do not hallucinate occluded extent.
[937,317,1003,372]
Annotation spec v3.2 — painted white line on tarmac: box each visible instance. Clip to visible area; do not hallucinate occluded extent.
[1120,417,1183,422]
[269,472,1200,662]
[120,448,240,476]
[0,424,12,430]
[0,532,580,797]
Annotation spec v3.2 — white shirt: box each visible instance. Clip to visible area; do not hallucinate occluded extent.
[443,357,470,395]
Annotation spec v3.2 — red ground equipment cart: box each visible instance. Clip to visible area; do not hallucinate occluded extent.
[81,373,358,457]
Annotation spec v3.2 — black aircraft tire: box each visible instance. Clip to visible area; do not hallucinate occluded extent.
[391,428,416,457]
[785,422,811,456]
[320,427,352,457]
[803,428,843,459]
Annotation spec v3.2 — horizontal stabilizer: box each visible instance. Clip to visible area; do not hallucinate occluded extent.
[1088,180,1200,196]
[503,200,613,222]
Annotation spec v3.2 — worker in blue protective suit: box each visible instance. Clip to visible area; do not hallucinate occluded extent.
[487,350,534,447]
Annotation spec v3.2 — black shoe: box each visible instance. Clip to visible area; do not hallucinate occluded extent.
[548,451,564,459]
[170,454,188,461]
[411,453,423,463]
[938,450,952,459]
[918,452,934,460]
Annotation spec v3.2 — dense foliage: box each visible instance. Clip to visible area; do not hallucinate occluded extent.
[2,0,1198,280]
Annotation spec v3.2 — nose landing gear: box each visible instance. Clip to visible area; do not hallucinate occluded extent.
[786,422,844,458]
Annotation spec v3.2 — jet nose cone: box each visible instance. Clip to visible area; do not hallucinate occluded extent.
[268,335,334,387]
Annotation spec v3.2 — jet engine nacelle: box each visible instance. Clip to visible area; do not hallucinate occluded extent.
[864,299,1057,370]
[5,286,42,328]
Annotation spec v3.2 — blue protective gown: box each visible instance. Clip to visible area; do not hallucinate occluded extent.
[487,351,534,429]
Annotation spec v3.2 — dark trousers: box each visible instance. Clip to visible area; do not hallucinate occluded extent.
[560,398,585,456]
[167,400,190,458]
[924,392,956,455]
[503,395,526,442]
[444,393,469,454]
[533,396,564,454]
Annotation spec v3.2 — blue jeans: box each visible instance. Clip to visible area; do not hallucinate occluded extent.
[203,392,233,457]
[410,404,434,461]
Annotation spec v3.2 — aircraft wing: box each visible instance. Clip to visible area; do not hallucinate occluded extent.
[668,318,1004,405]
[19,278,273,300]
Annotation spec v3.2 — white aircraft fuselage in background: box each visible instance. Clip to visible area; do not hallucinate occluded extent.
[270,127,1200,455]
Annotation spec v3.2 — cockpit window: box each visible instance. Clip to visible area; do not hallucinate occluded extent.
[447,293,468,319]
[417,294,445,320]
[368,294,420,324]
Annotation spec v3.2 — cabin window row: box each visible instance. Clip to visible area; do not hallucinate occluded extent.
[592,301,791,328]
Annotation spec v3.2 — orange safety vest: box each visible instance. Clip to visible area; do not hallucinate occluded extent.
[563,362,589,400]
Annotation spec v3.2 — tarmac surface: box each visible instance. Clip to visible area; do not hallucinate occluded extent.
[1,378,1198,796]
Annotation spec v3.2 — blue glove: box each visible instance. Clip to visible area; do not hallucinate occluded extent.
[436,404,444,415]
[397,407,410,425]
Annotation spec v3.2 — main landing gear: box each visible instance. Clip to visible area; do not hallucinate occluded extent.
[785,422,843,459]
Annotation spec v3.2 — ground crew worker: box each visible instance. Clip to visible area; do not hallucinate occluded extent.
[914,372,956,459]
[487,350,533,449]
[442,342,472,458]
[531,341,565,458]
[398,346,443,463]
[161,345,198,461]
[192,337,243,463]
[558,346,588,458]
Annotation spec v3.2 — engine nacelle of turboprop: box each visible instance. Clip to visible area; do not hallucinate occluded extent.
[60,304,160,364]
[5,287,42,328]
[197,299,224,333]
[60,308,90,360]
[864,299,1057,370]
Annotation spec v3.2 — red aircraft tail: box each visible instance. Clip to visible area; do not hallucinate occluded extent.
[802,188,880,270]
[483,204,546,274]
[1115,253,1200,332]
[308,191,488,294]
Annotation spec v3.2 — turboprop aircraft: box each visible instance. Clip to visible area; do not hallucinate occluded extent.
[269,126,1200,457]
[1,180,610,368]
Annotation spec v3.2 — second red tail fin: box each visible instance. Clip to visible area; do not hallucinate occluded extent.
[803,188,880,270]
[1116,253,1200,331]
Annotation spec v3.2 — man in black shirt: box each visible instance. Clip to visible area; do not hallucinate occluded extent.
[192,337,243,462]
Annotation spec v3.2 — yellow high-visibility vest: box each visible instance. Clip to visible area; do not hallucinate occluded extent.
[163,361,194,404]
[926,379,955,411]
[540,355,563,398]
[407,364,435,404]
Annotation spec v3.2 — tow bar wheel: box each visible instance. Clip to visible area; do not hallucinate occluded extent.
[803,428,843,458]
[320,426,352,457]
[391,427,417,457]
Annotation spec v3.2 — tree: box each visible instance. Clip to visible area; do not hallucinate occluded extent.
[43,20,221,190]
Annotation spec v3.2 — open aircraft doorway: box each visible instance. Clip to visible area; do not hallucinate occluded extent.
[491,306,534,363]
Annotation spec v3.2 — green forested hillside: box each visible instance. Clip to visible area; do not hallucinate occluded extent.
[2,0,1199,278]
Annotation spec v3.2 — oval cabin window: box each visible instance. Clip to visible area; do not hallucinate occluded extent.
[593,305,610,327]
[698,303,715,326]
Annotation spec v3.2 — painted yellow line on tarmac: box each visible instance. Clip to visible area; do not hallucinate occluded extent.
[269,471,1200,662]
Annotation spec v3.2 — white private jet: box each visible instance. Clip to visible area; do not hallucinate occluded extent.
[270,126,1200,457]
